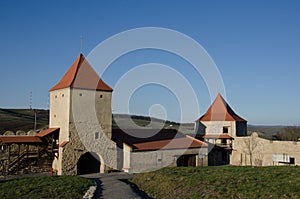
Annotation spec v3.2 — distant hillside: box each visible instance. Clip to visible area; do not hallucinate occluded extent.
[0,109,297,140]
[0,109,195,135]
[0,108,49,134]
[112,114,195,134]
[248,125,300,141]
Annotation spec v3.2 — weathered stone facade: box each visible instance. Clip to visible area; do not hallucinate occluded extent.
[50,88,118,175]
[124,146,208,173]
[50,54,117,175]
[231,133,300,166]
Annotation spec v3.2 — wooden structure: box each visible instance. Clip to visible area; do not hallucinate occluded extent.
[0,128,59,176]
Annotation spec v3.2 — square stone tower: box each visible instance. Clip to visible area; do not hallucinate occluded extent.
[195,93,247,137]
[49,54,117,175]
[194,93,247,166]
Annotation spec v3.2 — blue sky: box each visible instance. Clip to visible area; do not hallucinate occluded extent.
[0,0,299,125]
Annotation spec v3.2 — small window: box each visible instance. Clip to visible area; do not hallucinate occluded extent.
[222,139,227,144]
[223,127,229,134]
[62,94,64,97]
[95,132,99,139]
[79,93,82,96]
[55,95,57,99]
[54,114,56,118]
[100,94,103,98]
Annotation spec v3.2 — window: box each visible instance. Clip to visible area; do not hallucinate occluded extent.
[54,114,56,118]
[55,95,57,99]
[95,132,99,139]
[221,139,227,145]
[100,94,103,98]
[223,127,229,134]
[79,93,82,96]
[62,94,64,97]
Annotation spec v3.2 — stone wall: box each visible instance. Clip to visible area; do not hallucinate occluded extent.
[50,87,117,175]
[125,147,208,173]
[231,133,300,166]
[49,88,71,143]
[200,121,236,137]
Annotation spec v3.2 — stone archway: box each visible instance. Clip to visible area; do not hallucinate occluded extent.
[77,152,101,175]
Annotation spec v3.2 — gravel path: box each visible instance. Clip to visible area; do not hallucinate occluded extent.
[81,172,153,199]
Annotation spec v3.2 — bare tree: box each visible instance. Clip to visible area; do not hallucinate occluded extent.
[244,133,262,166]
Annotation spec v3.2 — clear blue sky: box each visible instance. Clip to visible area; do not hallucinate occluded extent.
[0,0,299,125]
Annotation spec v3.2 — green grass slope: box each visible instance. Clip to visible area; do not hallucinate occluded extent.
[131,166,300,199]
[0,176,93,199]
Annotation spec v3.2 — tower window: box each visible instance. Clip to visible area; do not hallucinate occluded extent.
[95,132,99,139]
[55,95,57,99]
[223,127,229,134]
[100,95,103,98]
[62,94,64,97]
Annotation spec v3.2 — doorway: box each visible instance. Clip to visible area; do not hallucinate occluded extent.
[77,152,100,175]
[176,155,196,167]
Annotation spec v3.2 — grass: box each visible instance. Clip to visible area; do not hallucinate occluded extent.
[0,176,93,199]
[131,166,300,199]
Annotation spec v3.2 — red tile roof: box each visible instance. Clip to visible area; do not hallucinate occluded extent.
[132,136,207,151]
[50,54,113,92]
[35,128,59,137]
[112,129,186,146]
[59,141,69,147]
[203,134,234,139]
[0,136,42,144]
[198,93,247,122]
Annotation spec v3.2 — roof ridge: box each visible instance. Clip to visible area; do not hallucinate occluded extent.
[69,53,84,88]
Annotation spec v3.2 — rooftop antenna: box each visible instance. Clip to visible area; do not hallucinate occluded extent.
[34,109,37,131]
[80,35,83,53]
[29,91,32,110]
[47,93,50,110]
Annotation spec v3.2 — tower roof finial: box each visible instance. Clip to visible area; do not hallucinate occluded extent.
[80,35,83,53]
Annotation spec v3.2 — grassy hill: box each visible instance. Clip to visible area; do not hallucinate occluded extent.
[131,166,300,199]
[0,109,49,134]
[112,114,195,134]
[0,108,295,140]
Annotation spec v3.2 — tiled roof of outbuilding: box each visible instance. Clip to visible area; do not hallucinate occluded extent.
[132,136,207,151]
[112,129,207,151]
[0,136,42,144]
[35,128,59,137]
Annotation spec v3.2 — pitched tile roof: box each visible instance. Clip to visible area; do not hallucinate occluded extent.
[35,128,59,137]
[112,128,207,151]
[203,134,234,139]
[59,141,69,147]
[132,136,207,151]
[50,53,113,92]
[0,136,42,144]
[198,93,247,122]
[112,129,186,146]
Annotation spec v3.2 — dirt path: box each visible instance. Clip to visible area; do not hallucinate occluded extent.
[81,172,153,199]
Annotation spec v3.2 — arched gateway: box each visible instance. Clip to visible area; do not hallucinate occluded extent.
[77,152,100,175]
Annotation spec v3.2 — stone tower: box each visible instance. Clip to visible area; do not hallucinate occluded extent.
[50,54,117,175]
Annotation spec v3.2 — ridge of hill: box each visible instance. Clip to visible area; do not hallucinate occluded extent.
[0,109,295,140]
[0,108,49,134]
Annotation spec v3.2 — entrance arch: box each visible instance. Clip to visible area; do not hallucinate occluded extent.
[77,152,101,175]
